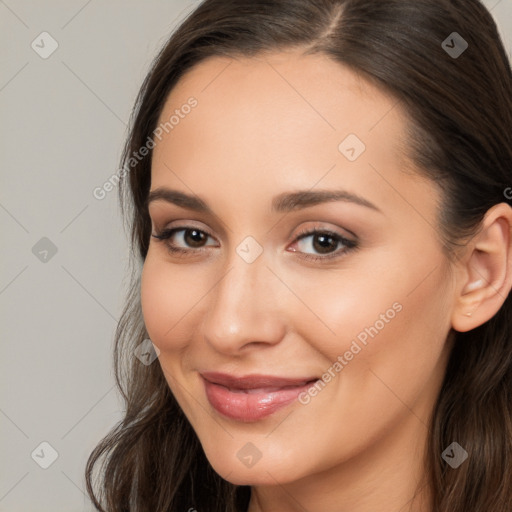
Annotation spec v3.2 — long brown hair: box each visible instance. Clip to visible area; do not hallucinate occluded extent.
[85,1,512,510]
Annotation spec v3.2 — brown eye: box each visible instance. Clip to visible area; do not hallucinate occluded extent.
[151,227,218,255]
[295,231,348,255]
[312,233,339,254]
[183,229,208,247]
[289,228,358,263]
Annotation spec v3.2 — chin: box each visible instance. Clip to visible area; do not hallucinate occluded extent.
[205,452,306,487]
[220,468,288,486]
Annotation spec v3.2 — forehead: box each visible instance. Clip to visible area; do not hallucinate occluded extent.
[156,50,403,144]
[149,50,436,225]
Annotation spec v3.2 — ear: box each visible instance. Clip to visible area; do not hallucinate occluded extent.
[451,202,512,333]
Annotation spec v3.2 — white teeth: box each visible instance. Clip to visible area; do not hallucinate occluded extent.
[229,383,311,394]
[245,387,281,394]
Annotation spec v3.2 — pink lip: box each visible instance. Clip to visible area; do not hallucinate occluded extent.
[201,372,319,422]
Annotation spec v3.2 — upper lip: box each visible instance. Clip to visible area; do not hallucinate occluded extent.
[201,372,319,390]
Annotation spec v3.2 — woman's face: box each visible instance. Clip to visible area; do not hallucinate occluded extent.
[141,50,456,487]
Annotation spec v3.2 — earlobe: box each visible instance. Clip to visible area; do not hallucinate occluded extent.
[451,203,512,333]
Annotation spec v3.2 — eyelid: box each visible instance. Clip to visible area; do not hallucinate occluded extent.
[149,208,229,242]
[291,222,357,242]
[152,218,211,231]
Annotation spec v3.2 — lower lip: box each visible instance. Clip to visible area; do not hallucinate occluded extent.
[202,378,318,422]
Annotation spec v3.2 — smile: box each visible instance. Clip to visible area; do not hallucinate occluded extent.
[201,372,319,422]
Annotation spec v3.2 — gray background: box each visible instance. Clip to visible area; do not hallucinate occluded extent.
[0,1,510,510]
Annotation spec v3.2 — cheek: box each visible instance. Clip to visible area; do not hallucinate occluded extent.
[291,245,453,383]
[140,253,205,352]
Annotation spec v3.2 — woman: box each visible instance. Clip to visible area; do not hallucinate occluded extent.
[86,0,512,510]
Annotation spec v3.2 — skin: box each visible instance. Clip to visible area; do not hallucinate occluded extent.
[140,50,512,512]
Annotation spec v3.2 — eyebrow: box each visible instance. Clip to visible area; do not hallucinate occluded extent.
[146,187,381,213]
[272,189,380,213]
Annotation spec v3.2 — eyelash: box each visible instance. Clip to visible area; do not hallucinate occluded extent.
[151,226,358,263]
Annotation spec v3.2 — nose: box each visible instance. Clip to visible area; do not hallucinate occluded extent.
[200,251,287,355]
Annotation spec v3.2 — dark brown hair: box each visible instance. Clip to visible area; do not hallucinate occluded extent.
[86,1,512,510]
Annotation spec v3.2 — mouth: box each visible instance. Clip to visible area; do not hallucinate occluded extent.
[201,372,320,422]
